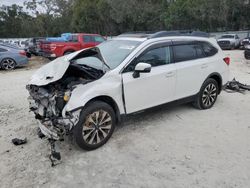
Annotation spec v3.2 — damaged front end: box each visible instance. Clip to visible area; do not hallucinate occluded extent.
[27,83,82,141]
[26,48,107,164]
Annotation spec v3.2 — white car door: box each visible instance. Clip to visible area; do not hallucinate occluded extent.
[122,44,177,114]
[173,41,209,99]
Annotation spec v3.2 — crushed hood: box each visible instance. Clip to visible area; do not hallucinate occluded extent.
[28,48,109,86]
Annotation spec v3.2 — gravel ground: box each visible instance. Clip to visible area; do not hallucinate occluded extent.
[0,51,250,188]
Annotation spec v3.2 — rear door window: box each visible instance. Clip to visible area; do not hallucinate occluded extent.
[173,44,197,62]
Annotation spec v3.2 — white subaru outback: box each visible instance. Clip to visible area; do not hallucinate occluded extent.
[27,31,230,151]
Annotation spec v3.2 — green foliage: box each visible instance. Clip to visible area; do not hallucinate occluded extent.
[0,0,249,38]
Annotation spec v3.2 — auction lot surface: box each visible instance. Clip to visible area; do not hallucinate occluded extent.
[0,51,250,188]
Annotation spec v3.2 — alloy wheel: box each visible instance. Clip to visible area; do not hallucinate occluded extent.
[202,83,217,107]
[1,58,16,70]
[82,110,112,145]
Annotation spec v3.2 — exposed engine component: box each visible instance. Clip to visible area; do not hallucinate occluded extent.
[27,63,104,140]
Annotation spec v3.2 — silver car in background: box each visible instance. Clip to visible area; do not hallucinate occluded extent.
[0,44,28,70]
[217,34,240,50]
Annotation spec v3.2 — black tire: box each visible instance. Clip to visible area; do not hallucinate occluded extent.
[245,53,250,60]
[73,101,116,150]
[193,78,219,110]
[26,52,32,58]
[1,58,16,70]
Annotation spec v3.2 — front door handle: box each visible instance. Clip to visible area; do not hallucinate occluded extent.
[165,71,175,78]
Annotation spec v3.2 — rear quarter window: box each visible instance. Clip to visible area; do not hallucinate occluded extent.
[200,42,218,57]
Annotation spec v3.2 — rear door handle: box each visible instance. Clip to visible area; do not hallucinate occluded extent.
[165,71,175,78]
[201,64,208,69]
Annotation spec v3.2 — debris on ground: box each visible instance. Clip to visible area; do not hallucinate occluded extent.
[49,139,61,167]
[185,155,191,160]
[223,78,250,93]
[37,128,45,139]
[12,138,27,146]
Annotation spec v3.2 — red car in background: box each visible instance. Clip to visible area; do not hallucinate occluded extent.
[41,33,105,59]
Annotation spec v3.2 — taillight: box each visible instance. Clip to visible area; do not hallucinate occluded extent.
[223,57,230,65]
[19,50,26,56]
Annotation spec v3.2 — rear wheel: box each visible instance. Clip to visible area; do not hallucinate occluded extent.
[1,58,16,70]
[193,78,219,110]
[73,101,116,150]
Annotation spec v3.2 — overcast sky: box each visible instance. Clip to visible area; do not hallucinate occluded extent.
[0,0,25,6]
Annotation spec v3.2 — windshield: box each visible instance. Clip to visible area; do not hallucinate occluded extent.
[220,35,234,39]
[74,39,142,70]
[99,39,142,69]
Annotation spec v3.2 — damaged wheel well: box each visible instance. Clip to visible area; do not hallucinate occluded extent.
[86,96,121,123]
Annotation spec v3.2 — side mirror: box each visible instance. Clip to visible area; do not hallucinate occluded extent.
[133,63,152,78]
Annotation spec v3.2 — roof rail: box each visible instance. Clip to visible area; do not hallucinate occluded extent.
[117,30,210,39]
[149,30,210,38]
[118,31,154,38]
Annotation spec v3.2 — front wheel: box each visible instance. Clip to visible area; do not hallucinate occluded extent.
[1,58,16,70]
[73,101,116,150]
[193,78,219,110]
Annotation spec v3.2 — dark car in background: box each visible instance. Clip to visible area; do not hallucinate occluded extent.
[240,37,250,49]
[244,45,250,59]
[0,44,28,70]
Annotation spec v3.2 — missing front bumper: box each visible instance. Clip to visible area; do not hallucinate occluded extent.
[38,121,60,140]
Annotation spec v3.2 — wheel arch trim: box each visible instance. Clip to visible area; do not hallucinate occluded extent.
[69,95,122,123]
[204,72,223,93]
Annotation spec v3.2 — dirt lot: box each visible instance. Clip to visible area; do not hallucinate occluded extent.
[0,51,250,188]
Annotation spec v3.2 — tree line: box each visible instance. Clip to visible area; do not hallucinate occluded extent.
[0,0,250,38]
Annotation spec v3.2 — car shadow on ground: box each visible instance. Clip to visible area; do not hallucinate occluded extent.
[63,103,195,155]
[118,102,194,127]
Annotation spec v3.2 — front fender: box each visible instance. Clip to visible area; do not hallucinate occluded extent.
[62,75,124,116]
